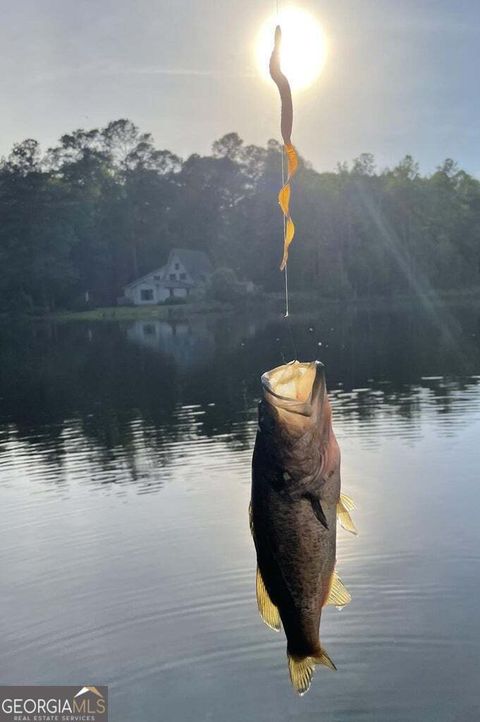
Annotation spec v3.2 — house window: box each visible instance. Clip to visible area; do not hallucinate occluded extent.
[153,275,161,281]
[143,324,155,336]
[140,288,154,301]
[169,273,176,280]
[175,263,180,270]
[180,273,186,280]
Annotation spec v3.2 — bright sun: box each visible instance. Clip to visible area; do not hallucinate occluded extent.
[255,6,327,92]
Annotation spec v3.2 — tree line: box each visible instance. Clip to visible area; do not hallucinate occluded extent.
[0,119,478,311]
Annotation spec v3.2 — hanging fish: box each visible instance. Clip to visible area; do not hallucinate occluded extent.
[269,25,299,270]
[249,360,356,694]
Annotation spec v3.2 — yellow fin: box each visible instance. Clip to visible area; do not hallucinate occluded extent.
[314,648,337,672]
[337,493,357,535]
[325,569,352,608]
[256,567,281,631]
[340,492,355,511]
[288,655,315,695]
[288,649,336,695]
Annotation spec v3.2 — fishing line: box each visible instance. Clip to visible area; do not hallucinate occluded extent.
[281,145,290,318]
[273,0,295,357]
[275,0,289,319]
[281,134,297,358]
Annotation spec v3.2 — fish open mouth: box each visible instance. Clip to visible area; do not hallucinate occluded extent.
[261,360,325,416]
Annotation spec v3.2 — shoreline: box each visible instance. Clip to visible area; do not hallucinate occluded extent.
[1,287,479,323]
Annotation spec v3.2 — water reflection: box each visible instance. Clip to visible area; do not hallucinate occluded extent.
[0,303,479,489]
[1,302,480,720]
[126,318,217,370]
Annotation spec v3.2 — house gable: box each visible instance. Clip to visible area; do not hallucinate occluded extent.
[122,248,213,305]
[165,249,212,282]
[165,253,192,284]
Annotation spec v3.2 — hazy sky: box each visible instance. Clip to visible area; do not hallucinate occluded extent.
[1,0,479,173]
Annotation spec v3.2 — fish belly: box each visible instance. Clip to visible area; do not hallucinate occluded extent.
[252,481,336,657]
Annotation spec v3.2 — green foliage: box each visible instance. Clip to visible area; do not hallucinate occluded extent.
[0,122,479,311]
[207,267,244,303]
[162,296,187,306]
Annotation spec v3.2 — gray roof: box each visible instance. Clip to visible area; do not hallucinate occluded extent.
[168,248,213,281]
[123,265,166,290]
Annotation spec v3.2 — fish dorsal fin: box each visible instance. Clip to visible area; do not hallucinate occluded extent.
[337,493,358,535]
[325,569,352,608]
[288,649,336,695]
[256,567,281,631]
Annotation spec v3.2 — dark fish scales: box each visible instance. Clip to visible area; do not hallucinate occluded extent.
[250,360,356,694]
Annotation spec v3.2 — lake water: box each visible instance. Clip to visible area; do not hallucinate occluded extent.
[1,301,480,722]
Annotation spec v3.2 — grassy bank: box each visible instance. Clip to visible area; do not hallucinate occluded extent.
[50,300,233,322]
[41,286,480,322]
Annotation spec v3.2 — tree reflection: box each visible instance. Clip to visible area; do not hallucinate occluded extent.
[0,300,479,490]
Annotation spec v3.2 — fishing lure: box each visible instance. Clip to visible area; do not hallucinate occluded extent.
[269,25,299,270]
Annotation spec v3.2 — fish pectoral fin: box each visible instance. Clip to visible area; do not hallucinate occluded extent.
[305,493,328,530]
[256,566,281,631]
[288,649,336,695]
[337,492,358,535]
[340,493,355,511]
[325,569,352,608]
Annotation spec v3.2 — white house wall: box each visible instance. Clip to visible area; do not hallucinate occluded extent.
[173,288,188,298]
[165,254,192,284]
[125,277,170,304]
[124,252,201,305]
[156,287,170,302]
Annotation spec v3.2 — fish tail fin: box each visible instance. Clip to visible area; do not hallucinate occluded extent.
[337,492,358,535]
[313,647,337,672]
[287,654,316,695]
[288,648,337,695]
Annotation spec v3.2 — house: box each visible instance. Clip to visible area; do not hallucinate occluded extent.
[123,248,214,305]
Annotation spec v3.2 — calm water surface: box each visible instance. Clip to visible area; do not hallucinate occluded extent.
[1,302,480,721]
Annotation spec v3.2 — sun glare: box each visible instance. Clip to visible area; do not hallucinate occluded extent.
[255,6,327,92]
